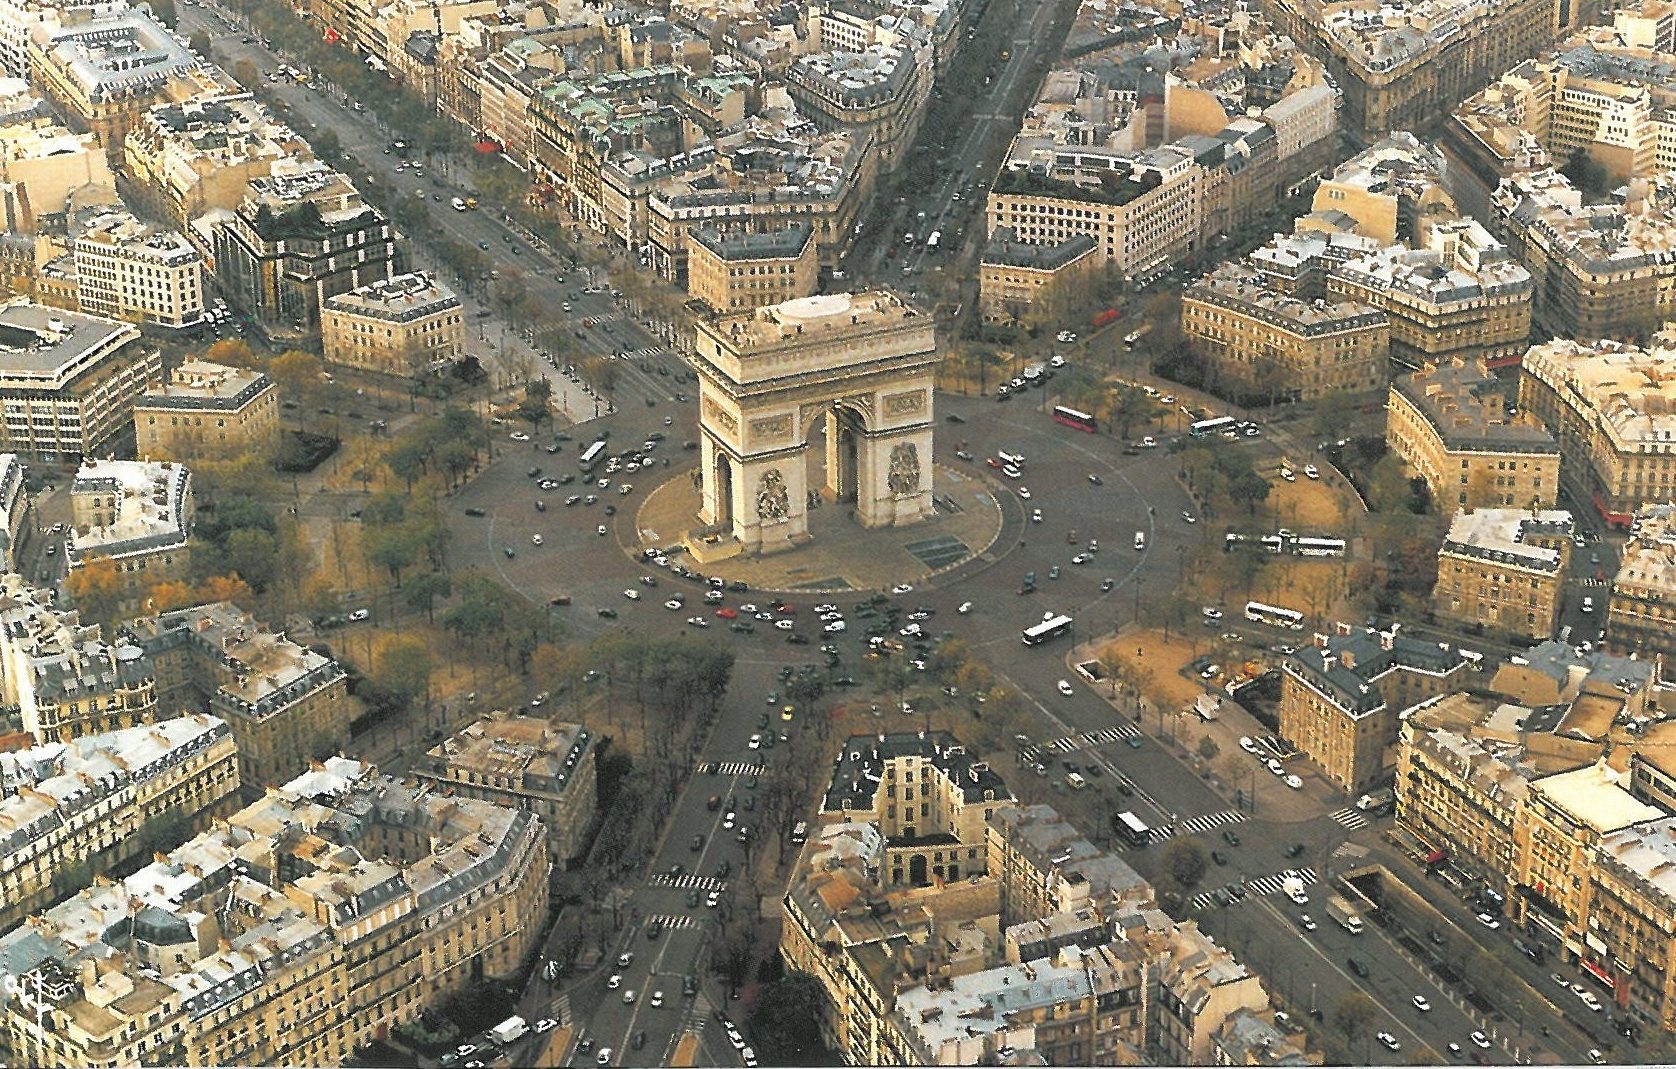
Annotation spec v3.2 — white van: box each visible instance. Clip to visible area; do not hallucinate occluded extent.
[451,197,467,211]
[1066,772,1087,790]
[998,450,1026,468]
[1134,531,1146,551]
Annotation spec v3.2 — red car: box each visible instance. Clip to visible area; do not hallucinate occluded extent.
[714,607,738,619]
[777,604,795,615]
[986,457,1003,469]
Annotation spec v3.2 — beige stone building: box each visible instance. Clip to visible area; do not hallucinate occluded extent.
[0,300,161,462]
[686,223,818,313]
[70,209,204,331]
[1519,337,1676,527]
[1180,262,1390,401]
[0,451,27,573]
[786,38,931,173]
[0,757,548,1069]
[977,228,1098,324]
[821,731,1012,887]
[1432,508,1574,640]
[985,804,1153,927]
[1281,623,1474,794]
[123,602,350,798]
[135,360,280,462]
[0,573,159,743]
[1300,133,1452,245]
[1608,502,1676,659]
[412,712,596,862]
[1387,358,1560,511]
[0,116,111,234]
[67,459,194,617]
[321,272,464,378]
[0,714,238,934]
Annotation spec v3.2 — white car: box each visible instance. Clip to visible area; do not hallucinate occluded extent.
[510,432,530,441]
[706,890,721,908]
[824,621,846,633]
[1287,886,1310,906]
[1056,330,1077,343]
[1284,774,1303,790]
[1377,1032,1401,1052]
[1181,511,1197,524]
[1412,995,1432,1012]
[1279,468,1296,482]
[1202,607,1223,620]
[742,1047,759,1068]
[739,603,758,613]
[686,616,709,628]
[1266,758,1285,775]
[607,973,623,989]
[535,1018,557,1033]
[774,619,795,631]
[1580,990,1603,1011]
[1477,912,1501,930]
[957,601,973,614]
[1304,465,1320,479]
[1031,508,1043,523]
[1017,486,1032,500]
[1470,1031,1492,1049]
[348,608,370,622]
[891,584,915,595]
[747,735,761,751]
[1140,436,1157,448]
[596,1049,613,1066]
[664,599,683,611]
[623,590,640,600]
[531,533,543,546]
[1057,680,1074,696]
[1001,465,1023,479]
[1239,736,1258,753]
[723,811,737,829]
[651,991,664,1007]
[597,525,607,537]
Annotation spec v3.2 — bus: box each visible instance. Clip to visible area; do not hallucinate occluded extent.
[1245,600,1305,630]
[1022,614,1074,646]
[1293,536,1347,558]
[1115,811,1151,847]
[1052,405,1098,433]
[1190,415,1238,438]
[578,441,607,472]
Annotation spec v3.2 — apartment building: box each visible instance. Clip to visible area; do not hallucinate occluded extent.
[686,223,819,313]
[320,272,463,378]
[0,451,22,572]
[122,602,350,798]
[412,712,596,862]
[134,360,280,463]
[978,228,1098,323]
[1280,623,1474,793]
[1589,817,1676,1029]
[67,459,193,617]
[212,160,400,340]
[1304,133,1453,246]
[787,41,930,172]
[987,146,1205,280]
[0,113,110,235]
[1491,169,1676,342]
[1446,18,1676,210]
[1156,922,1274,1066]
[1326,218,1534,368]
[1180,263,1390,402]
[1432,508,1574,640]
[0,299,160,461]
[122,93,313,231]
[1519,337,1676,527]
[1259,0,1560,139]
[1608,502,1676,659]
[0,713,238,933]
[985,804,1153,928]
[822,731,1013,887]
[0,757,548,1069]
[71,210,204,331]
[0,572,159,742]
[24,8,231,163]
[1387,358,1560,511]
[0,0,126,80]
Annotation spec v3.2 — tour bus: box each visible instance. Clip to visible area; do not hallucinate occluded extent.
[578,441,608,472]
[1116,811,1151,847]
[1245,600,1305,630]
[1293,536,1347,558]
[1052,405,1098,433]
[1022,614,1074,646]
[1190,415,1239,438]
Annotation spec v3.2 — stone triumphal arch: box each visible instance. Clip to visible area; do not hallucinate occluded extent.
[688,291,936,555]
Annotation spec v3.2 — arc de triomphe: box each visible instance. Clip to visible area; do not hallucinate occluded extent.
[687,292,936,555]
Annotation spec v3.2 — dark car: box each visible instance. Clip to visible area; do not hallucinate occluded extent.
[1347,957,1369,978]
[464,507,486,517]
[1222,829,1241,847]
[1283,843,1305,858]
[597,608,618,619]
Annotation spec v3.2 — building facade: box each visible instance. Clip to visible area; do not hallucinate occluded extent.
[320,271,464,377]
[686,223,819,313]
[1431,508,1574,640]
[1608,502,1676,659]
[977,228,1098,324]
[1387,358,1560,511]
[71,210,204,331]
[67,459,194,617]
[134,360,280,462]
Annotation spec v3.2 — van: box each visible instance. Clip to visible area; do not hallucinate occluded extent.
[1066,772,1087,790]
[451,197,467,211]
[1134,531,1146,551]
[997,450,1026,468]
[791,821,809,844]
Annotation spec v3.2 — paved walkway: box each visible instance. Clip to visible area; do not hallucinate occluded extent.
[631,463,1005,592]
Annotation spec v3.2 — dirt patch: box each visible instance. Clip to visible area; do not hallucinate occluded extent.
[1098,628,1210,712]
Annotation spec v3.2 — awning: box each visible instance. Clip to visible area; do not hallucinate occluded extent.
[475,140,501,154]
[1424,848,1446,864]
[1582,959,1615,990]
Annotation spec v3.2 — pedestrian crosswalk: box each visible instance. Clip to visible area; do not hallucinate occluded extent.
[1149,808,1246,843]
[1578,576,1608,587]
[697,760,764,776]
[1189,867,1319,912]
[1330,806,1369,831]
[551,992,572,1027]
[625,345,666,359]
[646,913,698,932]
[1044,724,1142,753]
[650,873,728,892]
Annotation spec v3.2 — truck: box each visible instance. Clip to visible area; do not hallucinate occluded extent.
[1326,894,1366,935]
[490,1016,528,1045]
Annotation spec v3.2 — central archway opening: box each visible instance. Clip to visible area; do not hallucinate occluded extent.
[806,407,861,506]
[713,452,734,528]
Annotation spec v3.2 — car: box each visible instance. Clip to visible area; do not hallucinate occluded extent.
[891,584,914,595]
[504,547,516,559]
[607,973,623,989]
[1017,486,1032,500]
[1222,829,1240,847]
[1580,990,1603,1011]
[1582,596,1594,613]
[747,736,761,751]
[463,507,486,517]
[1088,473,1103,485]
[651,991,665,1007]
[1284,774,1303,789]
[1200,664,1220,680]
[535,1018,557,1033]
[1346,957,1369,978]
[1202,607,1223,620]
[1476,912,1501,929]
[530,533,543,546]
[687,616,710,628]
[1031,508,1043,524]
[1001,464,1022,478]
[742,1047,758,1068]
[617,952,634,968]
[348,608,370,622]
[1056,330,1077,343]
[1470,1032,1491,1049]
[957,601,973,614]
[1140,436,1158,448]
[1279,467,1296,482]
[510,432,530,442]
[597,525,607,536]
[1210,850,1228,866]
[1284,843,1305,858]
[1376,1032,1401,1052]
[1304,464,1320,479]
[1182,511,1197,524]
[1049,565,1061,580]
[1057,680,1074,696]
[664,599,684,611]
[1287,884,1310,906]
[597,608,618,619]
[1412,995,1432,1012]
[1587,1050,1605,1064]
[1297,913,1317,932]
[623,589,640,601]
[595,1049,613,1066]
[1239,736,1259,754]
[1266,758,1285,775]
[1101,578,1116,592]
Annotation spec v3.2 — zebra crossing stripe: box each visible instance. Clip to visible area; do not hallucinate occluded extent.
[651,873,729,891]
[701,761,764,776]
[1330,807,1369,830]
[647,913,697,931]
[1148,809,1247,843]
